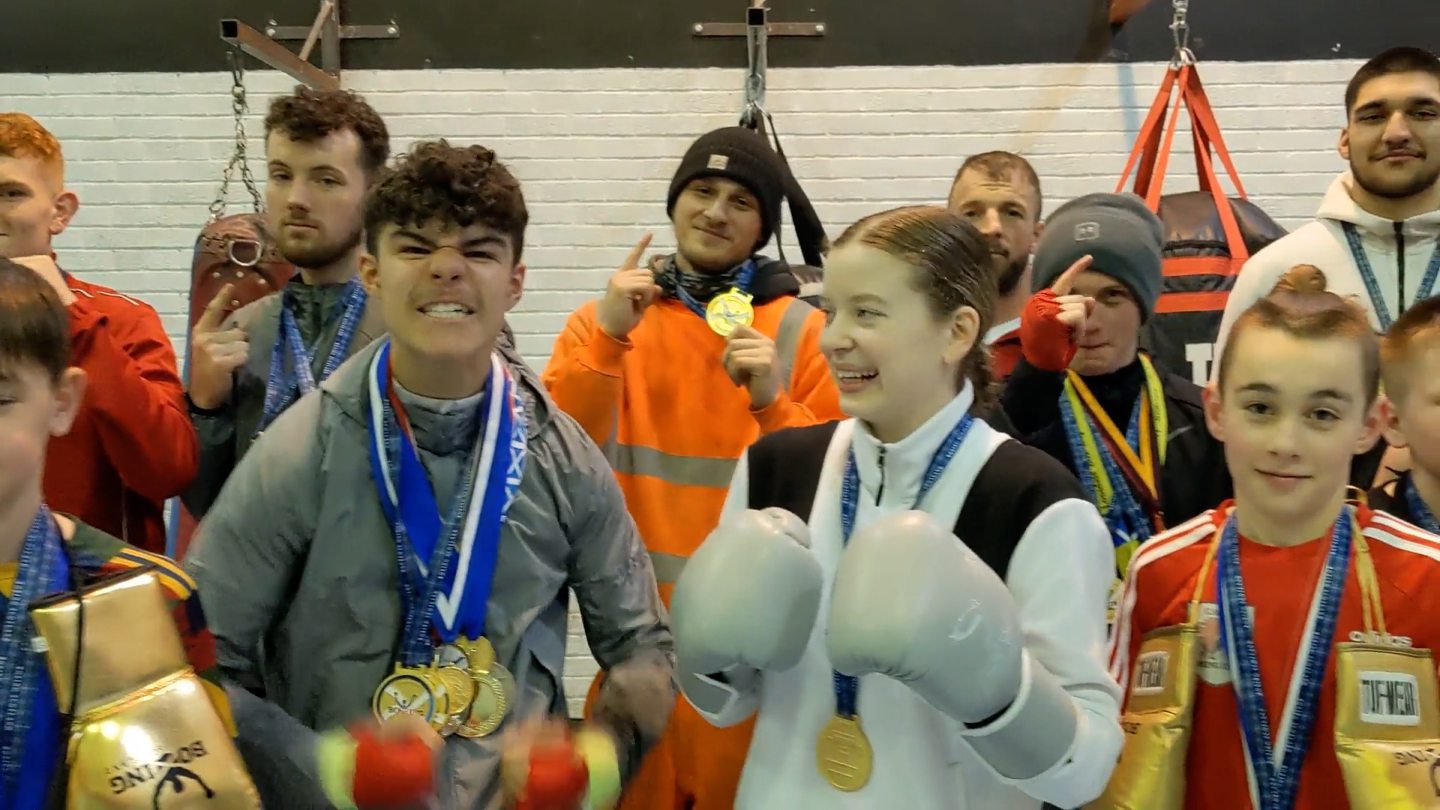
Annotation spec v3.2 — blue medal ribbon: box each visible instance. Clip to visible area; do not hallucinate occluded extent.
[1059,357,1168,576]
[1404,475,1440,534]
[1061,395,1154,554]
[259,279,366,433]
[366,340,528,666]
[671,259,757,320]
[1,506,69,810]
[1216,510,1352,809]
[833,412,975,717]
[1341,222,1440,331]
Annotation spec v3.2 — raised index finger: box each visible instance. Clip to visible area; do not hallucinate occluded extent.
[1050,255,1094,296]
[622,233,654,270]
[195,283,237,332]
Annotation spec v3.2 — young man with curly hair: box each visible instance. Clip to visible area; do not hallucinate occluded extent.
[183,86,392,517]
[186,140,674,810]
[0,112,197,554]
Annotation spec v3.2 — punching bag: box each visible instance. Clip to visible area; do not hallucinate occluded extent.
[1145,192,1286,384]
[169,214,293,559]
[1116,62,1288,385]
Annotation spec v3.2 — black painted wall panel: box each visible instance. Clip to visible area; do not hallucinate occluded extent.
[0,0,1435,74]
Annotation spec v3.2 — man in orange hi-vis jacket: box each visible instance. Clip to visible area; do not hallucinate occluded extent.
[543,126,842,810]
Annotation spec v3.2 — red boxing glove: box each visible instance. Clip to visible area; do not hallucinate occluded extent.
[350,724,436,808]
[515,737,590,810]
[1020,289,1079,372]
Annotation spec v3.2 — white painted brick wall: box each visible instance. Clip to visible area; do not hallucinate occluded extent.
[0,59,1364,715]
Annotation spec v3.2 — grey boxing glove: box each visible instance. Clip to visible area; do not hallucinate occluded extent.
[827,510,1078,780]
[672,508,823,724]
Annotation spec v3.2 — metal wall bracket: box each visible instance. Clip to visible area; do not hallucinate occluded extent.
[693,22,826,37]
[219,1,399,90]
[220,18,340,91]
[264,23,400,42]
[694,0,825,38]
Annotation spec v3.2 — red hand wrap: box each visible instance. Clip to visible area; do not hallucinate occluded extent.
[515,738,590,810]
[1020,289,1079,372]
[349,725,435,808]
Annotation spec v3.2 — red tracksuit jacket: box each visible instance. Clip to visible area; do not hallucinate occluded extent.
[42,271,198,552]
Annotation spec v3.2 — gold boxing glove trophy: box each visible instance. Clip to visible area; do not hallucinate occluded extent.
[28,566,260,808]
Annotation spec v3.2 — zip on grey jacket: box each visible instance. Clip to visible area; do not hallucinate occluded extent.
[185,336,675,809]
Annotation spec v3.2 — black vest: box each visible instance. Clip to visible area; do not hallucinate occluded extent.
[745,420,1089,579]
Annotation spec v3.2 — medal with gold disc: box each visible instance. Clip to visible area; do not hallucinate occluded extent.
[453,636,514,738]
[374,663,452,733]
[365,338,531,742]
[705,287,755,337]
[816,714,874,791]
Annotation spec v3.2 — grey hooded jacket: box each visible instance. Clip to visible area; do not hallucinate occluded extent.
[185,336,674,809]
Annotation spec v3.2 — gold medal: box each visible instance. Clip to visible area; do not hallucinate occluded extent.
[454,636,514,738]
[436,664,477,716]
[459,636,497,673]
[705,287,755,337]
[373,664,451,733]
[816,714,874,791]
[460,669,513,738]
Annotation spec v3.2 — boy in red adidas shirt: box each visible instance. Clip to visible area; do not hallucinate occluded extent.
[0,113,197,553]
[1105,266,1440,809]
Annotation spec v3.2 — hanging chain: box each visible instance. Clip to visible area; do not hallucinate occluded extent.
[208,49,264,222]
[740,0,769,130]
[1170,0,1195,66]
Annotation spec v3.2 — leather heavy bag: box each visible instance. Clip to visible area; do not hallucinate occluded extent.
[169,214,293,560]
[1116,63,1287,385]
[188,213,293,324]
[1145,192,1286,384]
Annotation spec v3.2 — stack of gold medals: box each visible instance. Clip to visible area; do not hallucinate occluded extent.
[372,636,516,738]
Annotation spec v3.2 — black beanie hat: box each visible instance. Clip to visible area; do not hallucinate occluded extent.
[667,127,786,251]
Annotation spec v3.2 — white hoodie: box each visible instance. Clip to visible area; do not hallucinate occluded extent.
[1210,172,1440,380]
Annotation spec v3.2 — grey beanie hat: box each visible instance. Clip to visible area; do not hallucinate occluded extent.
[1031,192,1165,321]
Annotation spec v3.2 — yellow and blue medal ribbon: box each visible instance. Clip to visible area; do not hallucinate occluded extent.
[1061,354,1168,577]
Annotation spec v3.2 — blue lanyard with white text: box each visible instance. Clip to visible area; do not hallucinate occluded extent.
[259,279,366,432]
[833,413,974,718]
[1342,222,1440,330]
[1217,510,1351,809]
[672,259,757,320]
[365,340,528,666]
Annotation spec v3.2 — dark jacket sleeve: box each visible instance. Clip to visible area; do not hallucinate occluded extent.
[1001,358,1067,439]
[183,405,238,518]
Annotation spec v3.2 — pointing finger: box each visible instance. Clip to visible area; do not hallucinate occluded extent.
[1050,255,1093,296]
[622,233,654,270]
[196,284,237,332]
